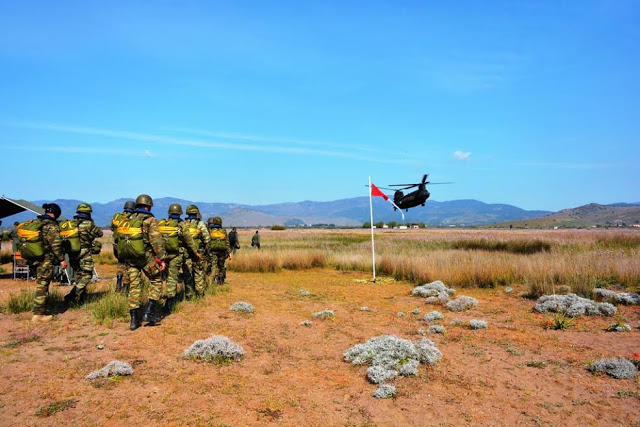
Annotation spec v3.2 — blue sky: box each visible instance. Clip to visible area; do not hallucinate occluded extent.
[1,0,638,211]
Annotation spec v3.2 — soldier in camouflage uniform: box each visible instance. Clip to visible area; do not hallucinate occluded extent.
[110,200,135,292]
[64,203,103,305]
[30,203,67,322]
[207,216,231,285]
[125,194,166,330]
[183,205,210,298]
[159,203,200,315]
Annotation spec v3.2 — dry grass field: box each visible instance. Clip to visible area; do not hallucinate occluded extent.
[0,228,638,426]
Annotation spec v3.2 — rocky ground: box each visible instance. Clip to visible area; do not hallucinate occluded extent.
[0,264,638,426]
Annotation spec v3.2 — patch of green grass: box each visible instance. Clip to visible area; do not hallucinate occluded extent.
[526,360,548,369]
[3,332,41,348]
[35,399,78,417]
[616,389,640,398]
[4,288,65,314]
[87,291,128,326]
[545,313,574,330]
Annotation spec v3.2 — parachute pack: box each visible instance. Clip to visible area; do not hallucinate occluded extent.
[209,228,227,251]
[60,220,81,255]
[187,223,202,248]
[116,216,146,262]
[17,219,45,260]
[158,218,181,254]
[111,212,129,241]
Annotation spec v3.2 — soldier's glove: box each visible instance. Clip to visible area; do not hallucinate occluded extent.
[60,260,68,269]
[156,257,166,272]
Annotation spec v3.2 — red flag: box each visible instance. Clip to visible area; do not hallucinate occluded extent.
[370,183,389,200]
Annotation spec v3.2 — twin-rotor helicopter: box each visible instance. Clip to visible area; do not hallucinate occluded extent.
[368,174,453,212]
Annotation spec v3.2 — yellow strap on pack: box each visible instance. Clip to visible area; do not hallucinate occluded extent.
[158,226,179,235]
[188,227,201,237]
[117,225,142,236]
[60,228,78,238]
[18,228,40,239]
[210,229,226,239]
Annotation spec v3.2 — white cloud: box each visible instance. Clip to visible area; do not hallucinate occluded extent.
[144,149,153,158]
[453,150,471,160]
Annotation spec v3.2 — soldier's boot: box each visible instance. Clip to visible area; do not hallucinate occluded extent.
[75,288,87,306]
[143,300,161,326]
[64,287,78,304]
[115,274,123,292]
[32,314,53,323]
[129,307,143,331]
[164,297,175,317]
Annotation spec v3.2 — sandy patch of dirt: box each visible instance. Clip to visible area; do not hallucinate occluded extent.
[0,269,638,426]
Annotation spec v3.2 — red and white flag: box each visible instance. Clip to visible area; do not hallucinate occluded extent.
[370,182,404,220]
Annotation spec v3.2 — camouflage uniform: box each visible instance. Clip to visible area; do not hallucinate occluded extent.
[110,207,134,291]
[68,216,103,301]
[126,210,166,311]
[228,228,238,255]
[207,218,231,285]
[31,216,65,315]
[161,219,199,299]
[183,215,210,297]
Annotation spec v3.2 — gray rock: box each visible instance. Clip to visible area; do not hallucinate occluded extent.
[229,301,255,313]
[446,296,479,312]
[588,357,637,379]
[594,288,640,305]
[183,335,245,362]
[423,311,444,322]
[534,294,617,317]
[427,325,445,334]
[86,361,133,380]
[373,384,397,399]
[312,309,335,319]
[470,319,488,330]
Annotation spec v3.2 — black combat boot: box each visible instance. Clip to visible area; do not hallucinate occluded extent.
[129,307,142,331]
[75,288,87,306]
[164,297,175,317]
[64,287,78,304]
[115,274,123,292]
[143,300,161,326]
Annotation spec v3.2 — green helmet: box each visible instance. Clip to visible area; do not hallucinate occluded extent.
[168,203,183,215]
[123,201,135,211]
[135,194,153,208]
[208,216,222,226]
[76,202,92,213]
[186,204,199,215]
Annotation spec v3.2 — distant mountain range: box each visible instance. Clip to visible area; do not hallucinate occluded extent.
[4,197,638,228]
[490,203,640,228]
[4,196,552,227]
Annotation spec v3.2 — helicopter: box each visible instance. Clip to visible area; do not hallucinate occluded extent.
[369,174,453,212]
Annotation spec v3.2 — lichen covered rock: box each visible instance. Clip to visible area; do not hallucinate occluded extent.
[446,296,479,312]
[534,294,616,317]
[183,335,245,362]
[86,361,133,380]
[230,301,255,313]
[588,358,637,379]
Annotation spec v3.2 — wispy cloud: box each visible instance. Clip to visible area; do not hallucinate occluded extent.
[453,150,471,160]
[2,121,415,165]
[4,145,154,157]
[161,127,375,152]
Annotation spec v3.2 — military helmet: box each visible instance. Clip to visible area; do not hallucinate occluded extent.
[208,216,222,226]
[168,203,183,215]
[42,203,62,219]
[186,204,200,215]
[76,202,92,213]
[135,194,153,208]
[123,200,135,211]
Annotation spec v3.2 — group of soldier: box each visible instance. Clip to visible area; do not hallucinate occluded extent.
[16,194,234,331]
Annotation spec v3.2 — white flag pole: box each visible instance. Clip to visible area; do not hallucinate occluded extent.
[369,176,376,283]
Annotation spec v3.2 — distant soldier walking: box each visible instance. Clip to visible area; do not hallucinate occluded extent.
[16,203,67,322]
[251,230,261,249]
[228,227,239,255]
[183,205,210,298]
[207,217,231,285]
[63,203,103,305]
[9,221,20,252]
[110,201,135,292]
[116,194,166,330]
[158,204,199,315]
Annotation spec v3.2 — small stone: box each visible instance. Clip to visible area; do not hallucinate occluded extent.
[97,344,105,350]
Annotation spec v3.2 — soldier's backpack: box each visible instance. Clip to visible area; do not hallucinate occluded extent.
[116,215,146,262]
[60,220,81,255]
[187,221,202,248]
[209,227,227,251]
[157,218,181,254]
[17,219,45,260]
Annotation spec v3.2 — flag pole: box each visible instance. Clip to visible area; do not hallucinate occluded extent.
[369,176,376,283]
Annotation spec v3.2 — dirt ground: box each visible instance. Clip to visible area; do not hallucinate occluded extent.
[0,264,639,426]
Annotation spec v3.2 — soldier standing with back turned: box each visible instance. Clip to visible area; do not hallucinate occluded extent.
[207,216,231,285]
[158,203,200,315]
[183,205,210,298]
[110,200,135,292]
[64,203,103,305]
[117,194,166,330]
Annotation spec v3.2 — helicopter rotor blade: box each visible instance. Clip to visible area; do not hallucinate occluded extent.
[388,183,420,187]
[426,182,454,185]
[422,174,428,184]
[364,185,396,191]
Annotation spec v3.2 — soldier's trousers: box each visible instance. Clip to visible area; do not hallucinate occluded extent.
[116,262,130,285]
[184,256,205,295]
[164,252,183,299]
[211,251,227,282]
[126,257,163,310]
[70,253,94,292]
[31,254,55,315]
